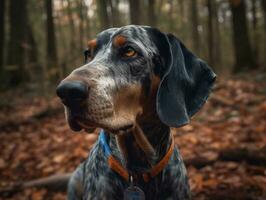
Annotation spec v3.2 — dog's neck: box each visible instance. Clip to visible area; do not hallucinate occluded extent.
[108,119,171,173]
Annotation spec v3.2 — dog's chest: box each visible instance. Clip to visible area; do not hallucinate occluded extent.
[82,143,190,200]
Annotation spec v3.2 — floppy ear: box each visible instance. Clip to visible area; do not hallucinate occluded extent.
[156,33,216,127]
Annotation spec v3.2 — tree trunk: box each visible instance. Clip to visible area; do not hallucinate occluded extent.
[57,0,68,76]
[7,0,28,86]
[251,0,259,62]
[27,25,38,65]
[96,0,109,30]
[207,0,221,68]
[78,0,85,51]
[262,0,266,23]
[179,0,184,20]
[147,0,156,26]
[262,0,266,32]
[190,0,200,54]
[207,0,214,66]
[213,1,221,67]
[108,0,121,27]
[156,0,165,18]
[129,0,141,25]
[229,0,256,72]
[168,0,175,32]
[177,0,186,41]
[84,2,91,41]
[261,0,266,70]
[0,0,5,74]
[66,0,76,51]
[45,0,59,79]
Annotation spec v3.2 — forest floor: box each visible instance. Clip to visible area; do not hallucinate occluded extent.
[0,72,266,200]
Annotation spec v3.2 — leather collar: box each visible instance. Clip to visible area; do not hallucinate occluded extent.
[99,129,175,182]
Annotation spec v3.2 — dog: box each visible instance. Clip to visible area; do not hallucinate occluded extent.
[56,25,216,200]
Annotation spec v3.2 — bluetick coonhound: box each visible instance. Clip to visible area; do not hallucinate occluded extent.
[56,25,216,200]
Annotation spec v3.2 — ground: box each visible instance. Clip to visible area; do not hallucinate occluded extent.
[0,72,266,200]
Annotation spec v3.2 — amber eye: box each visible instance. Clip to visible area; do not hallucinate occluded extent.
[123,47,137,57]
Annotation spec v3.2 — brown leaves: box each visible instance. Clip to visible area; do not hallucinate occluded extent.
[175,77,266,199]
[0,76,266,199]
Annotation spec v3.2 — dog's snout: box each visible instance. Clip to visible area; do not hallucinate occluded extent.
[56,81,88,103]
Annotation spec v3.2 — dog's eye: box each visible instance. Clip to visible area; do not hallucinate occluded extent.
[123,47,137,58]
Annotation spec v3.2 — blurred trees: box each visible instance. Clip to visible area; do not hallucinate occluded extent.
[7,0,28,86]
[0,0,4,74]
[129,0,141,24]
[262,0,266,69]
[190,0,200,54]
[148,0,156,26]
[45,0,59,80]
[97,0,109,30]
[230,0,256,72]
[0,0,266,90]
[207,0,221,67]
[108,0,121,27]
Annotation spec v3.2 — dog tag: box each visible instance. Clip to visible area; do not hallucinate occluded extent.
[124,186,145,200]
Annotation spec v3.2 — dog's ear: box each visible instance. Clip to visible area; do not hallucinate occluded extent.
[154,32,216,127]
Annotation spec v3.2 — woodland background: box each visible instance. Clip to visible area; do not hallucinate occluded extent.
[0,0,266,199]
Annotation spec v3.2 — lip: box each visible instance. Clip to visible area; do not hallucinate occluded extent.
[67,116,97,133]
[68,117,83,131]
[67,108,88,132]
[76,120,96,132]
[66,107,133,134]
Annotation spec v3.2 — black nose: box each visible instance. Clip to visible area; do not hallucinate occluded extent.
[56,81,88,104]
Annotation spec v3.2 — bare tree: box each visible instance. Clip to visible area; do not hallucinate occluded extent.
[178,0,185,20]
[262,0,266,30]
[66,0,76,51]
[168,0,175,32]
[108,0,121,27]
[96,0,109,30]
[84,2,91,40]
[207,0,221,68]
[45,0,59,79]
[190,0,200,54]
[77,0,85,51]
[229,0,256,72]
[251,0,259,61]
[129,0,141,24]
[147,0,156,26]
[7,0,28,86]
[0,0,5,74]
[261,0,266,70]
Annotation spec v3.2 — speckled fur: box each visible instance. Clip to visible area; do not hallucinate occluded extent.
[66,25,195,200]
[68,131,190,200]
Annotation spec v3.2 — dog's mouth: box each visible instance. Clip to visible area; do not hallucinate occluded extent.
[66,107,134,134]
[66,107,96,133]
[68,116,97,133]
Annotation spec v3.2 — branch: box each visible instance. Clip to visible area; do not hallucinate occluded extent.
[0,173,71,197]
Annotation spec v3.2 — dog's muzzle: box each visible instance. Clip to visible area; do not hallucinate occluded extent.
[56,81,89,131]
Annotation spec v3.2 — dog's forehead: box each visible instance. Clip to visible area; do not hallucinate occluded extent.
[96,28,119,45]
[115,25,150,39]
[96,25,157,53]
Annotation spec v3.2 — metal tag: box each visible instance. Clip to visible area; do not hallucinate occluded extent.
[124,186,145,200]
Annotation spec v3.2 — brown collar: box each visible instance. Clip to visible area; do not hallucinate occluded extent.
[100,130,175,183]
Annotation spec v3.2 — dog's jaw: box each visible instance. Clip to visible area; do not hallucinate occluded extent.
[108,116,170,172]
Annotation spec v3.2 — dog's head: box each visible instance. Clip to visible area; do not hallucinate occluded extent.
[56,25,216,133]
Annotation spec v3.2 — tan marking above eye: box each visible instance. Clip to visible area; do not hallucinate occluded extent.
[113,35,127,47]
